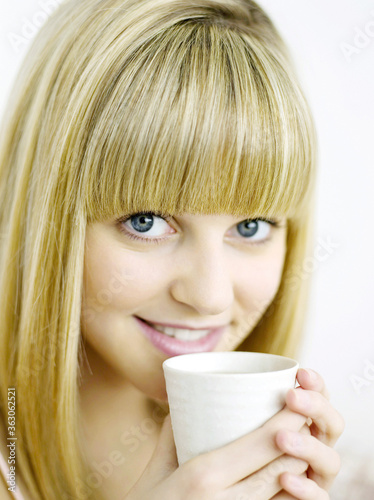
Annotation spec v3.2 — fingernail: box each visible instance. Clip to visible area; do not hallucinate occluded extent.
[304,368,318,381]
[287,473,304,490]
[284,430,303,450]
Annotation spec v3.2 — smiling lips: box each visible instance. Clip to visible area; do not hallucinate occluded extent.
[137,316,229,331]
[134,316,227,356]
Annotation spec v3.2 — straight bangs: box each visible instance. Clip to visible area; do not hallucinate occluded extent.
[76,19,316,223]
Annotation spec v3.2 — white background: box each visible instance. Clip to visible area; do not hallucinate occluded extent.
[1,0,373,492]
[257,0,374,456]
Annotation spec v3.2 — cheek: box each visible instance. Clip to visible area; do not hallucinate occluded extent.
[236,251,286,311]
[82,244,167,312]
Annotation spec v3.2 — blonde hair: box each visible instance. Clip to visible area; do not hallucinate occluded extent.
[0,0,317,498]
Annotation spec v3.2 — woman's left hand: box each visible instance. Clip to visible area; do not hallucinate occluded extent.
[274,368,345,499]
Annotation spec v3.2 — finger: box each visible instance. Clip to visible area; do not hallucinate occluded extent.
[271,491,298,499]
[296,369,330,400]
[285,388,345,445]
[220,454,308,500]
[275,429,341,489]
[279,472,330,500]
[270,471,308,499]
[186,407,307,489]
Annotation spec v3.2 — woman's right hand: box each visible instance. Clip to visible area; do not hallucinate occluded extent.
[126,407,310,500]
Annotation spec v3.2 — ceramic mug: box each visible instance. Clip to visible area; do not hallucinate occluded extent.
[163,351,299,465]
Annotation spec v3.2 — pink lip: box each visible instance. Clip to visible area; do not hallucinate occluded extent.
[135,316,227,330]
[134,316,226,356]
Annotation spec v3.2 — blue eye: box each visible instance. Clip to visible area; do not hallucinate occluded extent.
[118,213,284,246]
[234,218,280,245]
[128,214,155,233]
[119,212,175,243]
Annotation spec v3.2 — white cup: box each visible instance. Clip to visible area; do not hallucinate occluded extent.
[162,351,299,465]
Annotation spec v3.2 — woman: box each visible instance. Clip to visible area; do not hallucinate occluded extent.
[0,0,344,498]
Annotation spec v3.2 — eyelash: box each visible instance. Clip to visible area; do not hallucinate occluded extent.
[117,211,171,246]
[117,213,285,246]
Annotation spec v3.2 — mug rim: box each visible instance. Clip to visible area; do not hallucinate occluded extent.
[162,351,299,376]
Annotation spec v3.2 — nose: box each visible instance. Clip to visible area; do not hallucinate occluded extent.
[169,239,235,316]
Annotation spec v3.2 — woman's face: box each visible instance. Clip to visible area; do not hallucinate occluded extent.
[81,213,288,401]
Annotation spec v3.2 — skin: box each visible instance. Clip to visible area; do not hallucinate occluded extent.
[79,213,344,499]
[80,213,288,401]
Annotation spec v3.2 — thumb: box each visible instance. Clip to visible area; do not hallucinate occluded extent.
[147,413,179,480]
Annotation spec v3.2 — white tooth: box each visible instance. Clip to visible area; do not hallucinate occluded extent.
[174,329,209,341]
[162,327,177,336]
[173,329,192,341]
[152,325,175,336]
[151,323,211,341]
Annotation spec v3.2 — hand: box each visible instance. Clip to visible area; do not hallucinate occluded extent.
[274,368,345,499]
[126,407,311,500]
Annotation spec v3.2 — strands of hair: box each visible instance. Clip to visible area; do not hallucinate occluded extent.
[0,1,317,498]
